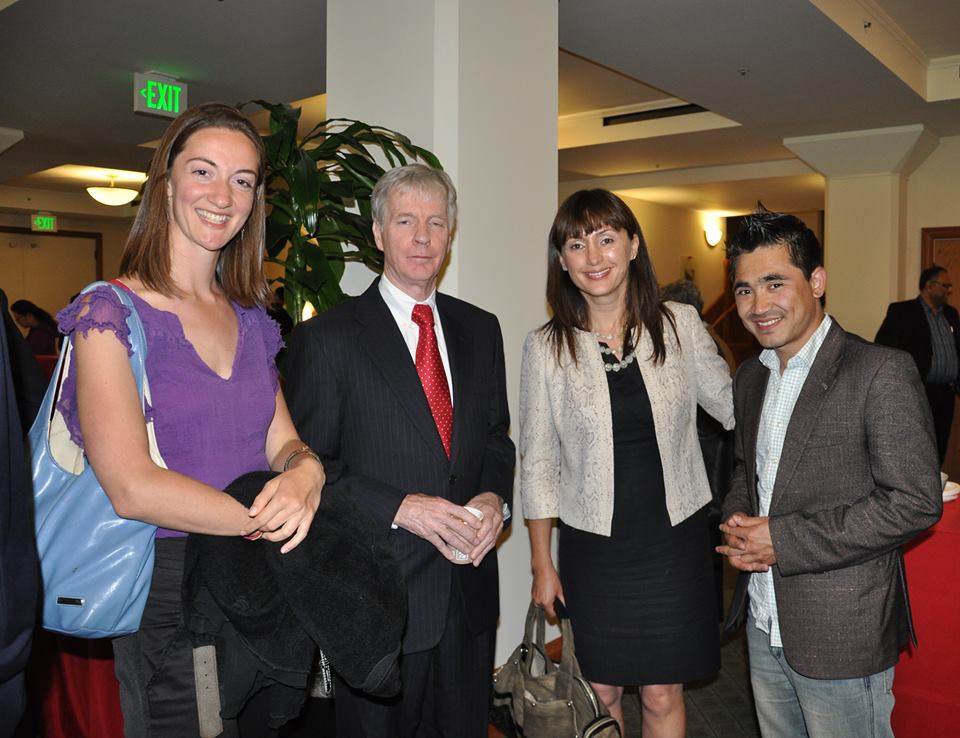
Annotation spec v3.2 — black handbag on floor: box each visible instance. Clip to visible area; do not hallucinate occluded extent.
[491,601,621,738]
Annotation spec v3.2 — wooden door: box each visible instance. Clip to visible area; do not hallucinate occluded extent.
[922,227,960,478]
[1,228,101,337]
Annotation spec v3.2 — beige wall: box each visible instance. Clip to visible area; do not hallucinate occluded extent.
[0,211,132,322]
[823,135,960,338]
[906,135,960,296]
[618,195,728,310]
[822,174,903,337]
[0,211,132,276]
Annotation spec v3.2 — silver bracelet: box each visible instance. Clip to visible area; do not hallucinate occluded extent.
[283,444,322,472]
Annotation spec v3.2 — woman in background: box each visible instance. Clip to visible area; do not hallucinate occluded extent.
[56,102,325,736]
[520,189,733,737]
[11,299,58,355]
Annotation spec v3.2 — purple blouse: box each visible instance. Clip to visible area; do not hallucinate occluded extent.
[56,285,283,537]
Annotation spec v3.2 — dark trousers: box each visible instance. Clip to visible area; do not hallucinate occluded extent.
[113,538,206,738]
[113,538,284,738]
[0,674,26,738]
[924,382,955,464]
[334,584,495,738]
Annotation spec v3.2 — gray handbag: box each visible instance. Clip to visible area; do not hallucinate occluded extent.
[492,601,621,738]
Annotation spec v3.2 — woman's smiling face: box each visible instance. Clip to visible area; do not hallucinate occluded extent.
[166,126,259,256]
[559,225,639,307]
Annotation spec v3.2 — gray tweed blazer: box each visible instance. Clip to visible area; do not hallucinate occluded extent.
[724,320,943,680]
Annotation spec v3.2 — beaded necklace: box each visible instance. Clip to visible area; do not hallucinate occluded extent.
[598,343,637,372]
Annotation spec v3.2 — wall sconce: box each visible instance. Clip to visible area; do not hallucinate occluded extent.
[86,174,138,206]
[704,226,723,248]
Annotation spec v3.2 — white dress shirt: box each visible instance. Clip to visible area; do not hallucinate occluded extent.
[378,275,454,403]
[749,314,832,647]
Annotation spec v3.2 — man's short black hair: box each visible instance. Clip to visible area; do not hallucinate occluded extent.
[726,211,822,282]
[919,264,946,292]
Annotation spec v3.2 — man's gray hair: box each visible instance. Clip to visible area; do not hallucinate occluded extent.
[371,163,458,229]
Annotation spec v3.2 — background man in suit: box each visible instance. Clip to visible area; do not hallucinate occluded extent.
[717,212,942,737]
[875,264,960,464]
[0,289,41,738]
[286,164,515,738]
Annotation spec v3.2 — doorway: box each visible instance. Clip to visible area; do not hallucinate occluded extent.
[0,226,103,336]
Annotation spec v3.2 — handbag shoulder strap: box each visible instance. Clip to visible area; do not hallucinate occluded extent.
[523,600,546,651]
[32,280,165,472]
[555,614,583,697]
[522,602,557,674]
[99,281,165,469]
[102,280,148,374]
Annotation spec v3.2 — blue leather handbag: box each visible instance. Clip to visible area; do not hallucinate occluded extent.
[29,281,165,638]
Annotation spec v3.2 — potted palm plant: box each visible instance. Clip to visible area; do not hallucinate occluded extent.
[251,100,442,326]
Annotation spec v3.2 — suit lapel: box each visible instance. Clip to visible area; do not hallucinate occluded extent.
[355,282,450,464]
[437,295,470,467]
[770,322,844,506]
[739,362,767,513]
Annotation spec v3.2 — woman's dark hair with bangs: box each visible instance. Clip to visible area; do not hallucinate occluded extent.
[544,189,675,364]
[119,102,270,307]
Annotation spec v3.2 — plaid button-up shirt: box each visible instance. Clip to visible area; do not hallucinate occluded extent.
[749,314,832,647]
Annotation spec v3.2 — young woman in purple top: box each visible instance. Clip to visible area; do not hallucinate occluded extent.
[56,103,325,736]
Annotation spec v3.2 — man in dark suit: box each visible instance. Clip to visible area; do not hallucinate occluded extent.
[717,212,942,737]
[0,289,41,738]
[875,264,960,464]
[286,164,515,738]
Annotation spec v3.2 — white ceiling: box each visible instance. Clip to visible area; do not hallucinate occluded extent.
[557,0,960,212]
[1,0,958,216]
[559,51,668,116]
[869,0,960,57]
[0,0,326,188]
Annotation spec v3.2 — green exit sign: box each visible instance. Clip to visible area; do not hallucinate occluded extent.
[31,212,57,232]
[133,72,188,118]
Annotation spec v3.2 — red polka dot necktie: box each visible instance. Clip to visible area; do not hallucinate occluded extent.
[411,304,453,458]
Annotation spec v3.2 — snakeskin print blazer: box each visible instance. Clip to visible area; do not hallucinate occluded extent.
[519,301,734,536]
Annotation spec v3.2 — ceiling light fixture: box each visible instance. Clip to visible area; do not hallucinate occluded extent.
[704,226,723,248]
[86,174,138,206]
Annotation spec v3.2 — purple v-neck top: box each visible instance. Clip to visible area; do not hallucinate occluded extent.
[56,284,283,537]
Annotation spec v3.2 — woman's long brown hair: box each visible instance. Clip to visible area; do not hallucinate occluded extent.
[119,102,270,307]
[544,189,676,364]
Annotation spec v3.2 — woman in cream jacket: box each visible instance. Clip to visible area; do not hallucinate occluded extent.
[520,190,733,737]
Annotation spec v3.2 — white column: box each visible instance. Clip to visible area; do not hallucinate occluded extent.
[784,125,938,338]
[327,0,558,662]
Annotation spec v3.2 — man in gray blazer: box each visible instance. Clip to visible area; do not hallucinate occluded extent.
[717,211,942,737]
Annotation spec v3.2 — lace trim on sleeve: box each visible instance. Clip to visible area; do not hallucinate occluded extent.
[56,286,134,354]
[251,307,284,394]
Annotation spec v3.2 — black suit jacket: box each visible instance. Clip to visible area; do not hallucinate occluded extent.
[723,321,942,679]
[286,281,515,654]
[875,297,960,381]
[0,289,40,690]
[1,290,45,433]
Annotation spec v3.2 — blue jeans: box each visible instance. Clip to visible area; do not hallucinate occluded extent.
[746,614,895,738]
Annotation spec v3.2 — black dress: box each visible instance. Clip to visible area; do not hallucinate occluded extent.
[558,349,720,685]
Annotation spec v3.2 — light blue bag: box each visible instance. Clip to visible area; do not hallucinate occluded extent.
[29,281,165,638]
